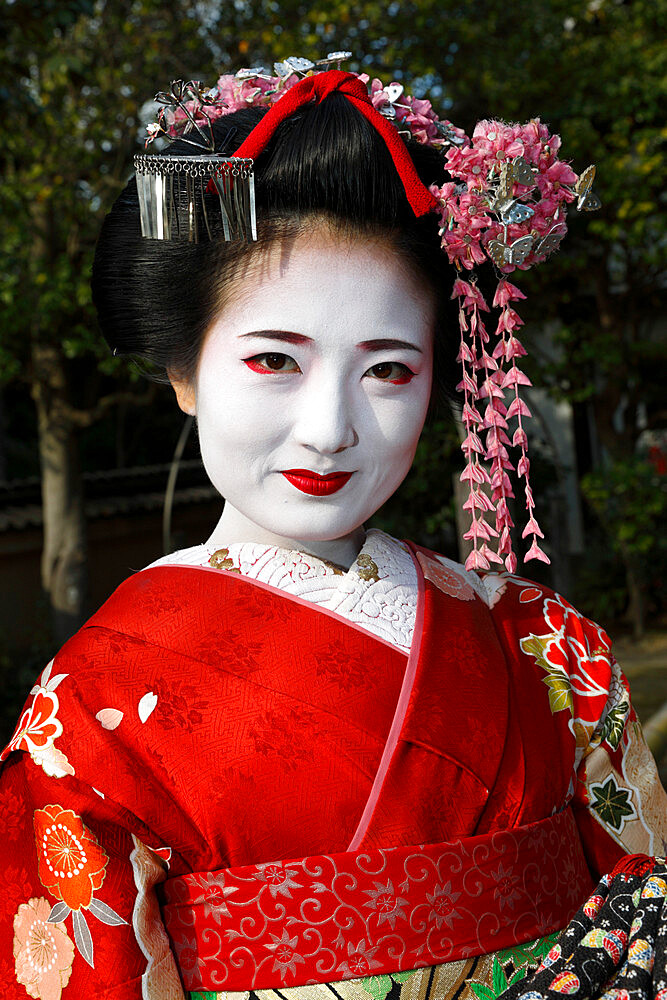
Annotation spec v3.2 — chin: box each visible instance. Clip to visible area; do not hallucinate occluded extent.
[269,519,363,544]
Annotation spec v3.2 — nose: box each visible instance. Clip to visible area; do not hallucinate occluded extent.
[292,377,358,455]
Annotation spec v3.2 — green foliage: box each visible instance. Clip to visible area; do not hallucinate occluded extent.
[569,536,629,629]
[0,0,234,382]
[582,459,667,560]
[579,458,667,631]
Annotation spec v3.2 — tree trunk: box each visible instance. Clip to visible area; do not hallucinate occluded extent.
[621,545,645,641]
[30,341,89,646]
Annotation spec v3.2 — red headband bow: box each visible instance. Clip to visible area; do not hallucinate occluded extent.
[231,70,437,218]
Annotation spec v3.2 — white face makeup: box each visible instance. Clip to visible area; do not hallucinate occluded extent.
[173,229,435,567]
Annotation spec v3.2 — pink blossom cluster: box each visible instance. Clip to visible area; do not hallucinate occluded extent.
[426,119,587,570]
[361,75,466,146]
[455,277,550,572]
[430,118,579,273]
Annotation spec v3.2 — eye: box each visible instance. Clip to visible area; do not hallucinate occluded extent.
[365,362,416,385]
[243,353,302,374]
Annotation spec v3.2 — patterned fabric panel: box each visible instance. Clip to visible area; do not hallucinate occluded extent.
[185,859,667,998]
[183,933,558,1000]
[162,811,590,992]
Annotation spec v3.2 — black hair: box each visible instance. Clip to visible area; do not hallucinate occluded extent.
[92,92,459,408]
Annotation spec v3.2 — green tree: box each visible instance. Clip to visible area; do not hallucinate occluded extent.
[0,0,238,641]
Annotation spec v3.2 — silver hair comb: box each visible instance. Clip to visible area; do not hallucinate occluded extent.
[134,80,256,243]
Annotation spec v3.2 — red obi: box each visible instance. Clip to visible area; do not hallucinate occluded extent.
[162,807,593,992]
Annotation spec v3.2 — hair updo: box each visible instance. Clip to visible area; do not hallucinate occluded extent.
[92,92,459,406]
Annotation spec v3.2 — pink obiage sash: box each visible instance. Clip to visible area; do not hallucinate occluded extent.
[161,807,593,992]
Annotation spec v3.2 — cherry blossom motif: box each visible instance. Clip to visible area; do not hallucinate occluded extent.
[253,862,301,899]
[490,863,521,911]
[418,555,475,601]
[265,929,305,978]
[138,691,158,723]
[1,660,74,778]
[31,659,69,697]
[425,882,462,929]
[13,896,74,1000]
[95,708,124,730]
[519,586,543,603]
[2,690,75,779]
[189,872,237,924]
[337,939,383,978]
[2,691,62,761]
[362,879,408,929]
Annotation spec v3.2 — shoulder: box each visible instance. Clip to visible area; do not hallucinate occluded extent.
[142,543,210,570]
[406,538,500,606]
[478,570,621,735]
[411,538,610,651]
[408,540,619,709]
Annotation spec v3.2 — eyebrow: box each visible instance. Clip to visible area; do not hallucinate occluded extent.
[358,338,423,354]
[238,331,422,353]
[238,330,312,345]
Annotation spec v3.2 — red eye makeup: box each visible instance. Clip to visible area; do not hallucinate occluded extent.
[365,362,416,384]
[243,353,301,374]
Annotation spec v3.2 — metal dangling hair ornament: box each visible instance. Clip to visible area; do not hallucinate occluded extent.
[134,79,256,242]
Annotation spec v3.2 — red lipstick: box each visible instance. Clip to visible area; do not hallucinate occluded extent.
[282,470,353,496]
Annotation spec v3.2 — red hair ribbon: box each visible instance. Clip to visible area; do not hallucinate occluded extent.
[230,70,437,218]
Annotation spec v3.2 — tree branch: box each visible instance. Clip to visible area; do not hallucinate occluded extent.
[61,385,159,428]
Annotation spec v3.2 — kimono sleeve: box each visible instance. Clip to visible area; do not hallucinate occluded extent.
[494,576,667,880]
[0,749,185,999]
[571,650,667,877]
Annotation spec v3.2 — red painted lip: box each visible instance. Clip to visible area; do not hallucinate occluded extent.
[281,469,354,496]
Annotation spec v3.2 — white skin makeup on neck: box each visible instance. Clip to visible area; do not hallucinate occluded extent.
[171,227,435,569]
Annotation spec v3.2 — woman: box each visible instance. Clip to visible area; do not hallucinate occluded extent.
[1,62,666,1000]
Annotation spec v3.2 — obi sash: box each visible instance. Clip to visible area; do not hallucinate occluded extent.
[161,807,594,993]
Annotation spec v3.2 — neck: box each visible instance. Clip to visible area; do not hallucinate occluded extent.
[207,504,366,571]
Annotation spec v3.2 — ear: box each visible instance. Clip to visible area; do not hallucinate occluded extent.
[168,374,196,416]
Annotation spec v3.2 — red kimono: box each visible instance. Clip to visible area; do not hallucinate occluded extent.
[1,540,665,1000]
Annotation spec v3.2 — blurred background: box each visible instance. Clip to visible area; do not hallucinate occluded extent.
[0,0,665,772]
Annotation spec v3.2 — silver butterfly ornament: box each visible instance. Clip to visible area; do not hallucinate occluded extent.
[487,235,534,267]
[575,165,601,212]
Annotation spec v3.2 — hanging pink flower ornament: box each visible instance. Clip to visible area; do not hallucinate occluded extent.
[431,116,600,572]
